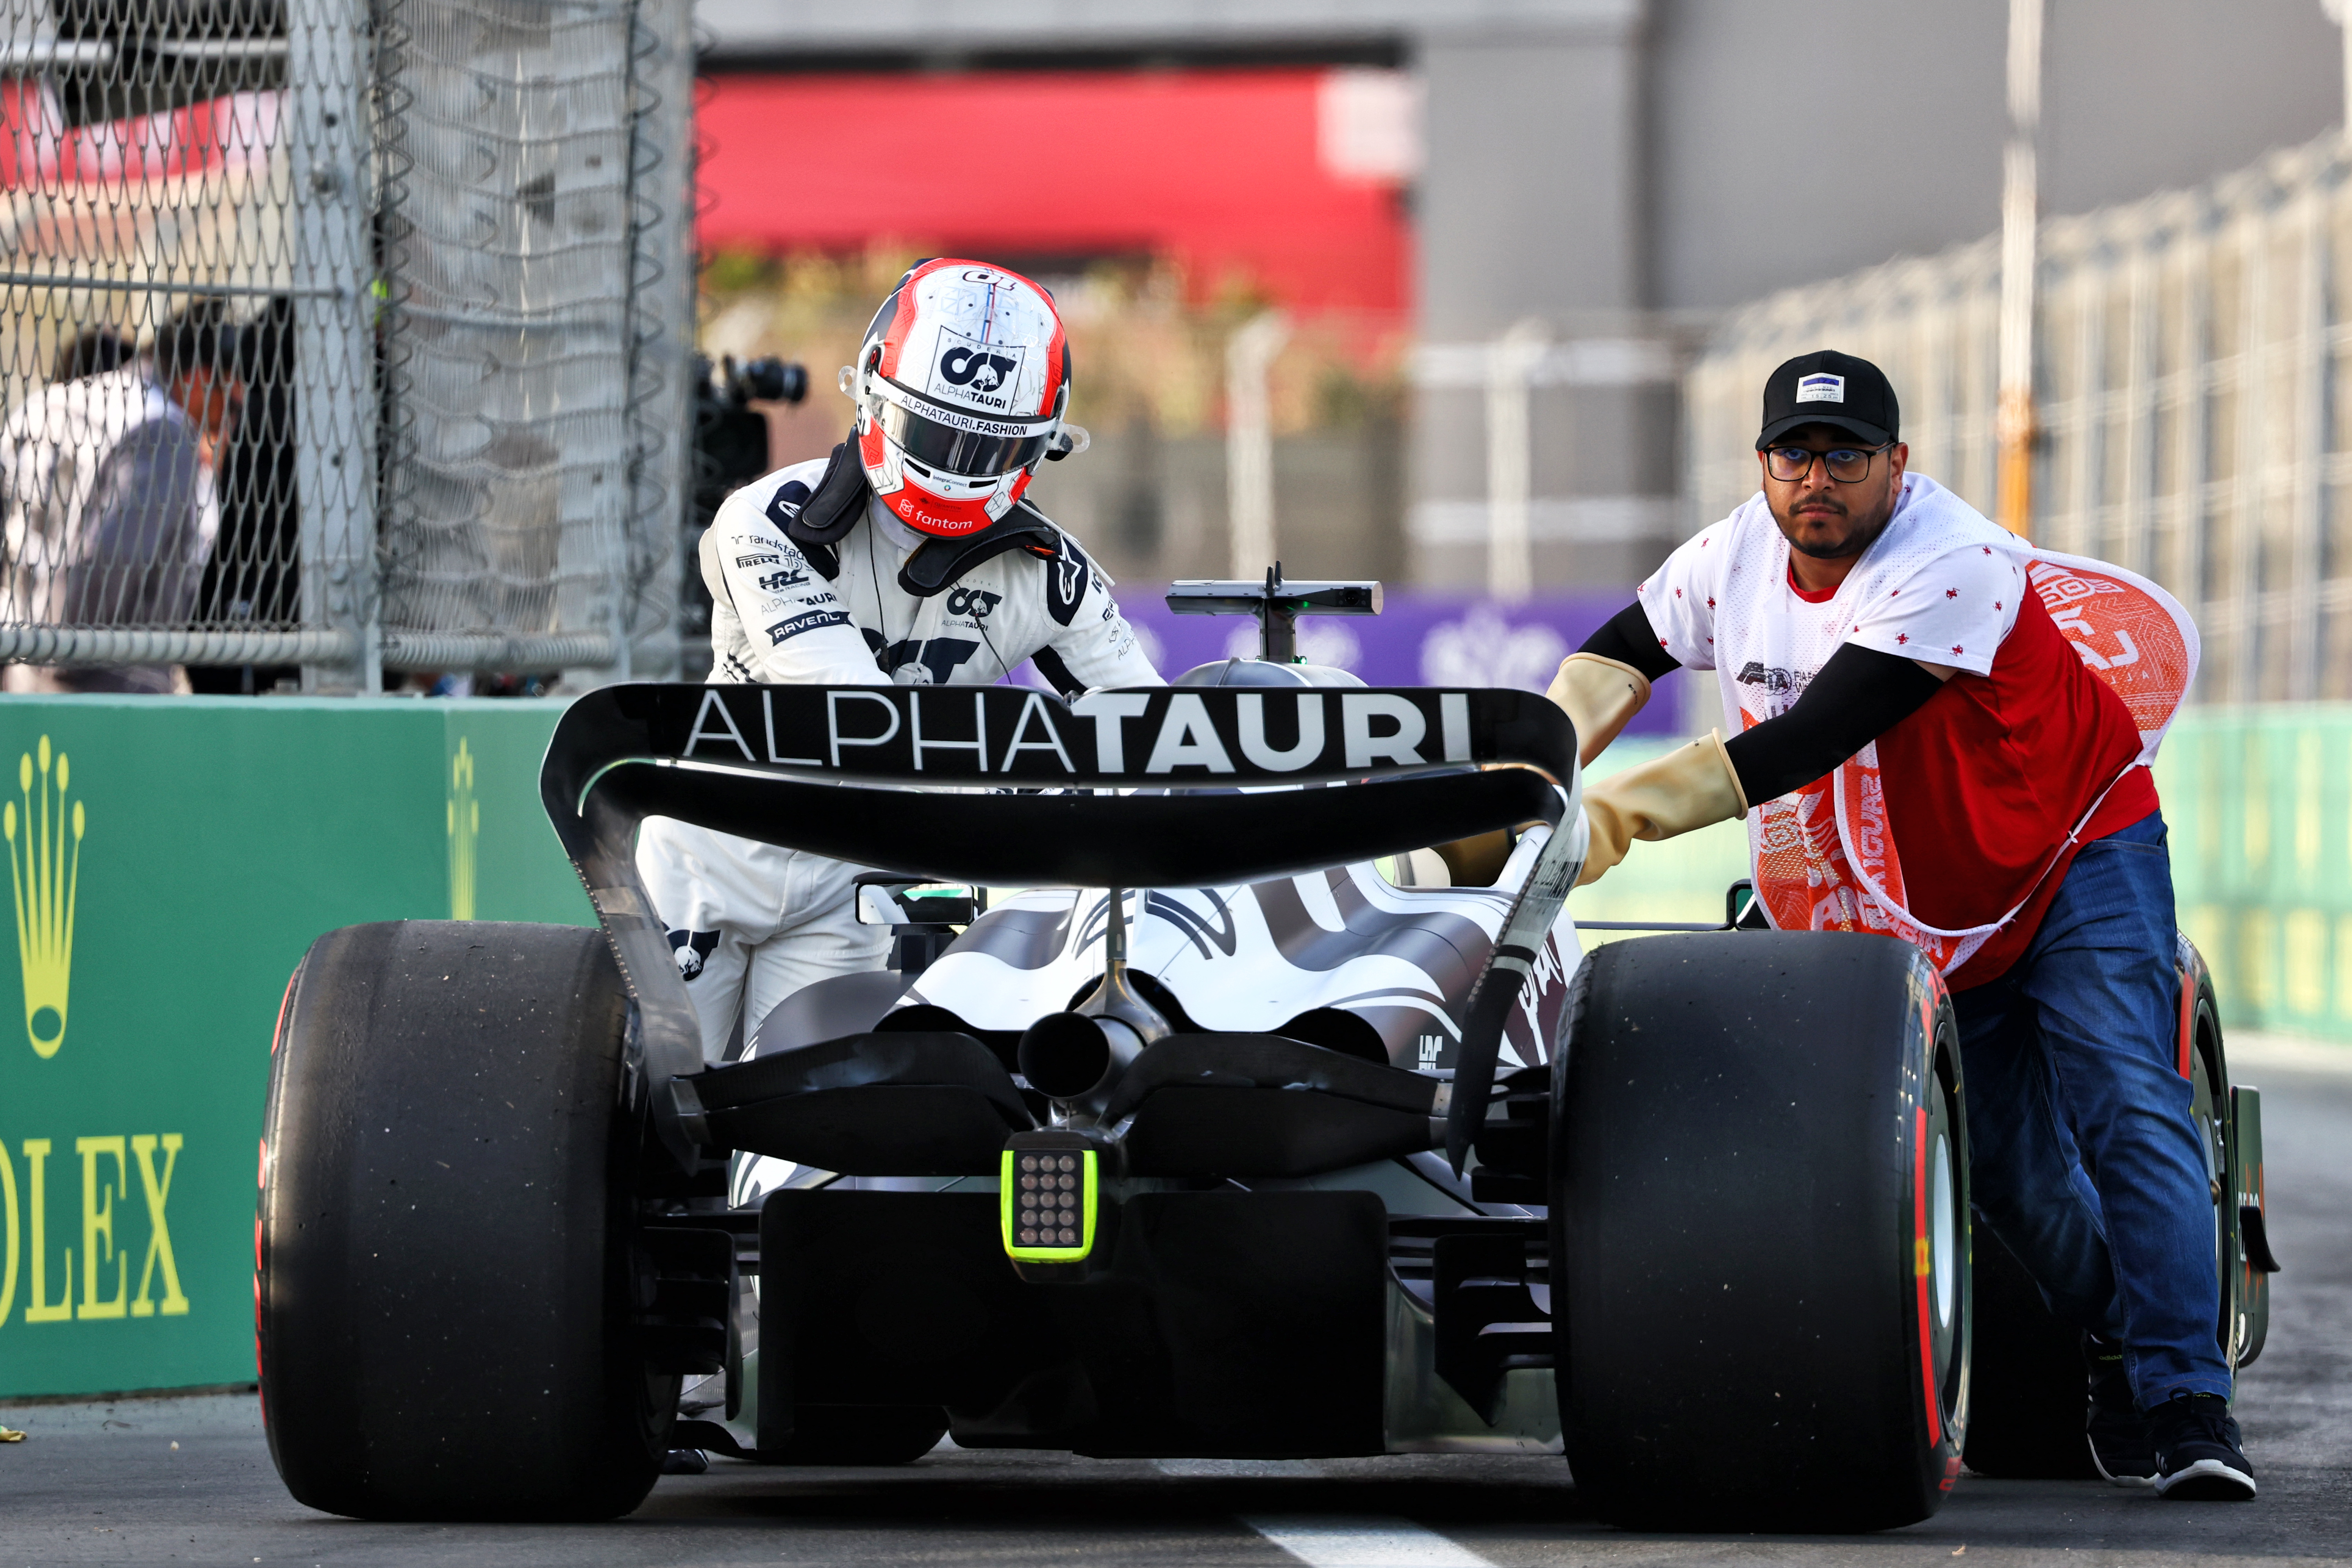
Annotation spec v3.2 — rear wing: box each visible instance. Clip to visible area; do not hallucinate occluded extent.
[540,683,1584,1168]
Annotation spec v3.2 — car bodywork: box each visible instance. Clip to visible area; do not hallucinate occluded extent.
[256,577,2274,1526]
[539,677,1591,1457]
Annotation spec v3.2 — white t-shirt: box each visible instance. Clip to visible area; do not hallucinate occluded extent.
[1627,472,2196,984]
[1639,474,2027,716]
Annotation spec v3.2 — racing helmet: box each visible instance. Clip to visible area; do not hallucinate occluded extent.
[846,259,1085,538]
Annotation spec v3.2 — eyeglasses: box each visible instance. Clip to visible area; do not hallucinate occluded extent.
[1764,443,1894,484]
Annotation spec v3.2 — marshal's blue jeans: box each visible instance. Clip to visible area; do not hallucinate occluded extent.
[1953,810,2232,1408]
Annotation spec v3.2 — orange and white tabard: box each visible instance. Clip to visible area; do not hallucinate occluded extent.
[1640,475,2198,977]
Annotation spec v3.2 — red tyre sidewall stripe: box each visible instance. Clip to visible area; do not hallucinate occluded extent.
[271,968,297,1054]
[1913,1100,1942,1448]
[258,964,297,1394]
[2176,964,2195,1080]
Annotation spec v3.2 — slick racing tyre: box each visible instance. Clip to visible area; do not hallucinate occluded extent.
[258,921,673,1520]
[1963,946,2239,1478]
[1553,931,1968,1531]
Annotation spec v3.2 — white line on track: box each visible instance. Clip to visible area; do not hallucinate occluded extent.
[1243,1516,1495,1568]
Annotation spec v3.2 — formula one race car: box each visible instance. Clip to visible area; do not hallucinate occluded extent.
[254,577,2276,1530]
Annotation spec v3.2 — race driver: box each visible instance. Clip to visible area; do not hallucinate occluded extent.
[640,259,1161,1065]
[1548,350,2253,1501]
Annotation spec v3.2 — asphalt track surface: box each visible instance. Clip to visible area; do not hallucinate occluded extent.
[5,1035,2349,1568]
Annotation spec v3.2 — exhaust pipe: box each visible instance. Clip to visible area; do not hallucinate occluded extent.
[1017,1011,1146,1102]
[1019,888,1169,1109]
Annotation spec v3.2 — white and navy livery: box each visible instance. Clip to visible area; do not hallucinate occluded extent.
[640,454,1161,1064]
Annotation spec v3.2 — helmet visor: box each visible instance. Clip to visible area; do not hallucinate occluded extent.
[873,393,1053,479]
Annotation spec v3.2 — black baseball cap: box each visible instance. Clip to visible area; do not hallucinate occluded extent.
[1755,350,1900,449]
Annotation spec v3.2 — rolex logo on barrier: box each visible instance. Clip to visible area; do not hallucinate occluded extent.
[448,737,478,922]
[3,735,80,1059]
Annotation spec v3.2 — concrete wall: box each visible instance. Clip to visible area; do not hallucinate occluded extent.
[1407,17,1662,590]
[1419,31,1643,335]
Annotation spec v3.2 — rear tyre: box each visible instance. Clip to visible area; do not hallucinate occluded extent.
[258,920,674,1520]
[1554,931,1968,1530]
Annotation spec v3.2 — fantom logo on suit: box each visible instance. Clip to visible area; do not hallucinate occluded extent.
[4,735,80,1059]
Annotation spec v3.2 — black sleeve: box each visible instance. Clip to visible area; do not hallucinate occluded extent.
[1577,601,1681,681]
[1030,645,1085,698]
[1721,643,1946,804]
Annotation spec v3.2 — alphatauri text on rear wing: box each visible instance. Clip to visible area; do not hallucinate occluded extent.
[539,683,1584,1167]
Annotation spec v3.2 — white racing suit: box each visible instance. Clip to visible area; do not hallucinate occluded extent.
[639,454,1163,1062]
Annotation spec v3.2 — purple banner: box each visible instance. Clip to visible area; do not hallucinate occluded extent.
[1019,587,1685,742]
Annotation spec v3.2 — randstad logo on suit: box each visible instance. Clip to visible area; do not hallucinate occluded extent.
[5,734,81,1060]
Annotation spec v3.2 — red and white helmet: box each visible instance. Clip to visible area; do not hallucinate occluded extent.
[848,259,1082,538]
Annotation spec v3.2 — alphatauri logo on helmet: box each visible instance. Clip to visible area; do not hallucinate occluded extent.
[930,327,1026,411]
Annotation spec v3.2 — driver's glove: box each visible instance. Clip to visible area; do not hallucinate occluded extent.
[1577,730,1748,887]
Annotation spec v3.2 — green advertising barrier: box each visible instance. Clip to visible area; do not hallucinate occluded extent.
[0,698,2337,1399]
[0,696,587,1399]
[2156,705,2352,1043]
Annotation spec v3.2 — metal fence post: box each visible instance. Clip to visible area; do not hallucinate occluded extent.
[287,0,379,693]
[1484,318,1545,604]
[2229,214,2268,706]
[2062,267,2105,558]
[1995,0,2045,537]
[2116,248,2156,577]
[622,0,697,684]
[1224,310,1288,580]
[2288,196,2329,702]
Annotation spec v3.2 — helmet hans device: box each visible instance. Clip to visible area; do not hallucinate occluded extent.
[848,260,1085,538]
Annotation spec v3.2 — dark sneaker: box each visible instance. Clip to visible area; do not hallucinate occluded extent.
[2150,1392,2256,1500]
[2084,1334,2156,1486]
[661,1448,710,1475]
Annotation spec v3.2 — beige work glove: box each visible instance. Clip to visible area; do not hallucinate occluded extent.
[1546,652,1653,767]
[1577,730,1748,887]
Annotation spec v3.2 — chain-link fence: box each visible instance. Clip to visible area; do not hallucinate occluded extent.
[0,0,690,692]
[1688,130,2352,709]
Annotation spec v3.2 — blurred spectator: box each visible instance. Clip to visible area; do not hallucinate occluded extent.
[50,326,129,383]
[0,303,223,695]
[189,296,299,696]
[154,300,243,466]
